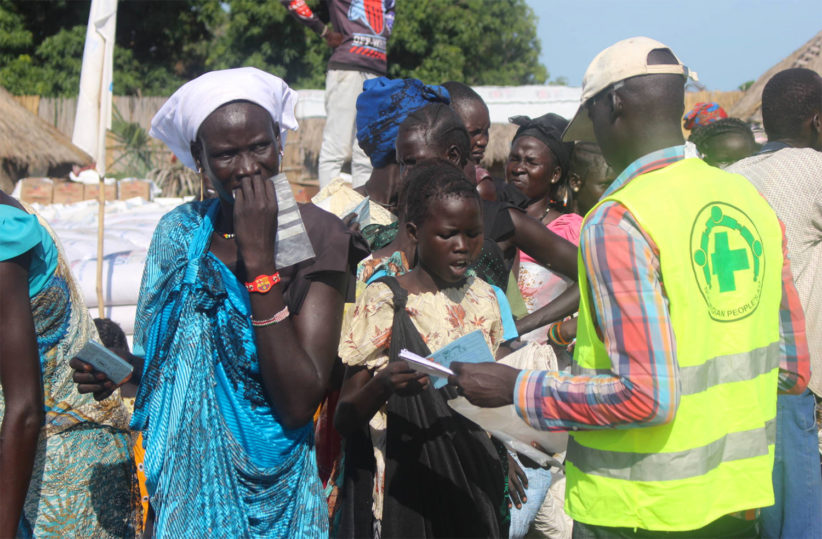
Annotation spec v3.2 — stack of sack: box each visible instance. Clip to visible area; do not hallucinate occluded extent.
[32,197,188,345]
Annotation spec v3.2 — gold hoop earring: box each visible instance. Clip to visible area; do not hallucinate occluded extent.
[197,168,204,200]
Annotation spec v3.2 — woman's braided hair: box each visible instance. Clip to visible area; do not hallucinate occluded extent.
[400,103,471,167]
[93,318,128,351]
[688,117,755,155]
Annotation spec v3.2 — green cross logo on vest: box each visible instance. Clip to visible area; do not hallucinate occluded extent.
[690,203,765,322]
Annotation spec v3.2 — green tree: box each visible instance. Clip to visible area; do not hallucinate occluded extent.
[388,0,548,85]
[0,0,547,96]
[0,0,219,95]
[212,0,331,89]
[737,80,754,92]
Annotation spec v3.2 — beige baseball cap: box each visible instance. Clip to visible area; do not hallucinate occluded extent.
[563,37,695,142]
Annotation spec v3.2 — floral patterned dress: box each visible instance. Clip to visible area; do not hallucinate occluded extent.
[339,275,504,528]
[517,212,582,343]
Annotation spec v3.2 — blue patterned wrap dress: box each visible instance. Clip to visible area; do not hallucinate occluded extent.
[131,199,364,537]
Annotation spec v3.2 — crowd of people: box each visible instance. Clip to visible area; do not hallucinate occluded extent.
[0,24,820,539]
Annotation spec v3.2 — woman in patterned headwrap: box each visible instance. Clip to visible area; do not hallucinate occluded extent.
[354,76,451,249]
[682,101,728,131]
[0,192,138,537]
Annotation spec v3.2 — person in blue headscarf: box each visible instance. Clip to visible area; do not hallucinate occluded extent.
[356,77,451,170]
[354,77,451,231]
[309,76,450,250]
[72,67,368,538]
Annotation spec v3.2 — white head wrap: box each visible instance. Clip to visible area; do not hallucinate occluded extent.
[150,67,298,171]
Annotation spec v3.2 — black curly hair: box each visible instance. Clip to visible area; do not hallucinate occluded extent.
[400,160,480,227]
[442,81,485,108]
[761,68,822,142]
[93,318,128,351]
[688,118,756,158]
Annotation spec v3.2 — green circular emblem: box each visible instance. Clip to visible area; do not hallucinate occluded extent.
[690,202,765,322]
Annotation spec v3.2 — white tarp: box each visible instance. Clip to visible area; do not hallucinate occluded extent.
[294,84,583,123]
[31,197,187,339]
[474,85,582,124]
[72,0,117,174]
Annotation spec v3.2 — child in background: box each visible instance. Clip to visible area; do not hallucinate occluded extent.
[689,117,759,168]
[442,81,497,201]
[567,142,616,218]
[335,162,508,538]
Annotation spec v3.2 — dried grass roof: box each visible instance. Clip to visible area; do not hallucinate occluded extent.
[0,86,91,172]
[729,30,822,122]
[482,123,518,166]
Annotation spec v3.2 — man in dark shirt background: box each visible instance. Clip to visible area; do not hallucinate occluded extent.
[282,0,395,189]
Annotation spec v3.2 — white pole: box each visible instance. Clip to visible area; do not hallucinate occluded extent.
[72,0,117,314]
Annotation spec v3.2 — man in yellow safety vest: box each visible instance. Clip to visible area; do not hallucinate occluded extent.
[448,37,810,537]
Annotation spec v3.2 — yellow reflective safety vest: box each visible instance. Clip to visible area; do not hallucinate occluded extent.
[567,158,784,531]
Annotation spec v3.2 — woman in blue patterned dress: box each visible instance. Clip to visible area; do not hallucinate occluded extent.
[0,191,137,537]
[73,67,367,537]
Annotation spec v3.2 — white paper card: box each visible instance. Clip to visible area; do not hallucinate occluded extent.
[399,349,455,378]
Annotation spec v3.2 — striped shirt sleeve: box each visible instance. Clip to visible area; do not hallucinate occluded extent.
[776,220,811,394]
[515,202,679,430]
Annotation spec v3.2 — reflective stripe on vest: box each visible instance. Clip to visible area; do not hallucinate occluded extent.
[679,341,779,396]
[568,417,776,482]
[573,341,780,396]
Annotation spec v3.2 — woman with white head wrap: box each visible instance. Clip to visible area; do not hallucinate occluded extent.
[73,67,367,537]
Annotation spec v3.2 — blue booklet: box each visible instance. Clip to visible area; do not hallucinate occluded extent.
[401,329,494,389]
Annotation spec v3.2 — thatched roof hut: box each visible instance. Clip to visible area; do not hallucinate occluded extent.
[482,123,518,168]
[729,30,822,123]
[0,86,91,192]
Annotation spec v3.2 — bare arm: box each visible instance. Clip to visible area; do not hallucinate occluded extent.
[279,0,343,47]
[515,287,579,335]
[279,0,326,35]
[235,176,348,429]
[509,208,578,280]
[334,363,427,437]
[335,366,384,437]
[251,272,348,430]
[0,253,44,537]
[509,209,580,332]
